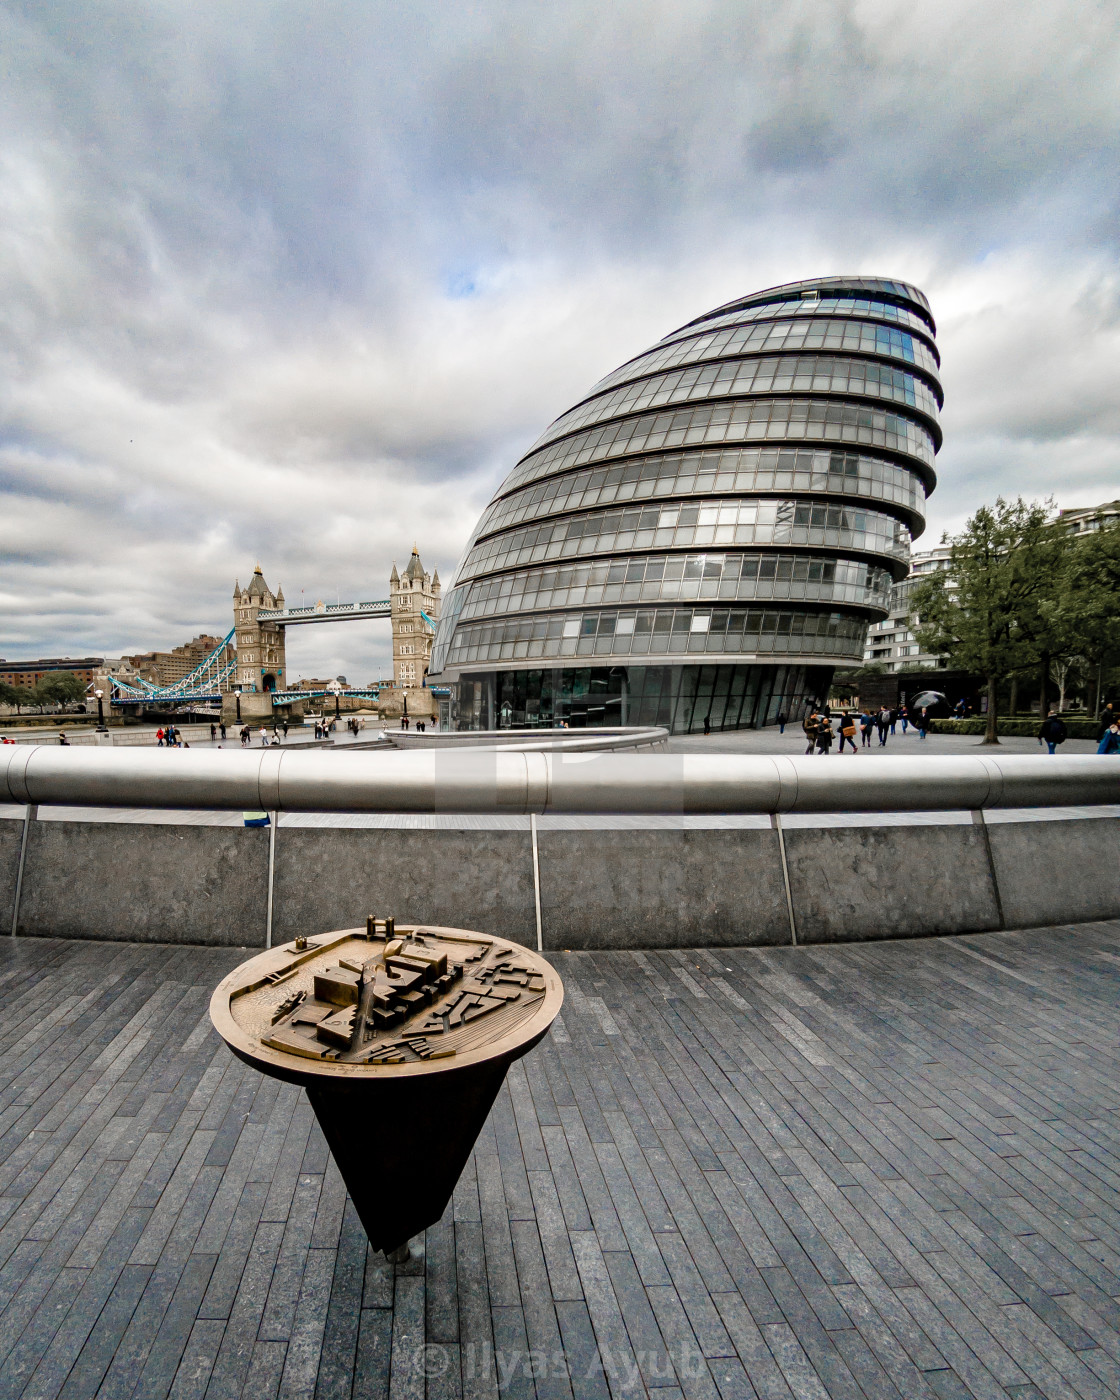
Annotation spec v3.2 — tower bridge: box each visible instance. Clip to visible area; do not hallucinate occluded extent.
[108,550,443,720]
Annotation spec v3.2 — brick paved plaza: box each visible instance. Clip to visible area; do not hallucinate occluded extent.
[0,925,1119,1399]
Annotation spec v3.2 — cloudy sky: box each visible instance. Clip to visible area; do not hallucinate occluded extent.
[1,1,1118,682]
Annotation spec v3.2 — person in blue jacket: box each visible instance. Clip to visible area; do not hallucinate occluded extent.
[1097,722,1120,754]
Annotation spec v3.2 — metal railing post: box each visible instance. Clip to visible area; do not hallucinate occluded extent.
[971,808,1006,931]
[10,804,37,937]
[770,813,798,947]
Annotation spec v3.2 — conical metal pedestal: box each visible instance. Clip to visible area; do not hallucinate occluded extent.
[210,922,563,1256]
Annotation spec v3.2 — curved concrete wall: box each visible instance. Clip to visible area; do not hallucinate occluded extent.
[2,809,1117,949]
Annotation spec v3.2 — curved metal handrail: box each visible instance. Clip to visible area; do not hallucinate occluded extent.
[1,747,1116,815]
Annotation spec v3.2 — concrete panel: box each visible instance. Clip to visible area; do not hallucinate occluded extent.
[0,816,23,934]
[784,824,1000,943]
[272,828,537,946]
[988,817,1120,929]
[17,820,269,946]
[537,828,790,950]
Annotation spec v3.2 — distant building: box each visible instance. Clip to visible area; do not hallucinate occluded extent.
[1058,500,1120,535]
[233,566,286,694]
[125,633,235,690]
[863,545,953,671]
[90,657,142,701]
[390,549,441,689]
[0,656,106,689]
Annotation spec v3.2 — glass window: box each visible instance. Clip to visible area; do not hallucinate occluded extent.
[533,352,940,454]
[456,499,910,583]
[446,605,868,666]
[501,396,936,496]
[472,445,926,539]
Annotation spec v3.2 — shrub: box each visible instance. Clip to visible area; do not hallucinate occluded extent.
[933,717,1100,740]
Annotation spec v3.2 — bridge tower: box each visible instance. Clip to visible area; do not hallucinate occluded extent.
[231,564,287,719]
[389,548,440,704]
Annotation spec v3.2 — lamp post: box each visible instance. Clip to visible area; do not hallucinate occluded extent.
[94,688,108,733]
[235,689,242,723]
[326,680,342,725]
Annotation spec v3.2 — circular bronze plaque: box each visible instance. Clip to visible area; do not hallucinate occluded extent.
[210,923,563,1085]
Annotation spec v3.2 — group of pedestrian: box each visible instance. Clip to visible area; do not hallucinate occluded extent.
[1096,701,1120,754]
[155,724,188,748]
[1036,701,1120,754]
[801,703,930,754]
[208,721,228,741]
[346,717,367,736]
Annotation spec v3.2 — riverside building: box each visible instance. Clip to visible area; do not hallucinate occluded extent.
[429,276,941,731]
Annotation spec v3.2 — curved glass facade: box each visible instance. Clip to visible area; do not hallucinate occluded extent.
[431,275,940,732]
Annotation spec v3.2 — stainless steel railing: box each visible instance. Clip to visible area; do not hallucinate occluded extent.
[1,746,1116,814]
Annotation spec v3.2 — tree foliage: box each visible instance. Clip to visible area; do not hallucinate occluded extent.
[910,498,1069,744]
[34,672,88,707]
[1043,516,1120,710]
[0,673,87,713]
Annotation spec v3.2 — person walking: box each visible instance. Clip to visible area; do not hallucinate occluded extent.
[220,721,227,741]
[860,709,874,747]
[1038,710,1067,755]
[876,707,891,746]
[899,704,909,734]
[156,726,165,747]
[803,709,821,755]
[838,713,858,754]
[1099,702,1117,739]
[259,727,268,746]
[917,707,931,739]
[282,720,289,738]
[815,716,835,755]
[889,707,897,735]
[777,710,788,734]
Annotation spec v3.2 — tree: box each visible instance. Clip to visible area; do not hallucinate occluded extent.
[910,498,1068,744]
[34,672,88,709]
[1044,517,1120,716]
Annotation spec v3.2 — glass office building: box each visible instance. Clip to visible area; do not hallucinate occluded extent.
[429,276,941,731]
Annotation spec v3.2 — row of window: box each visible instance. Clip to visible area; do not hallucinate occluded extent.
[456,551,893,621]
[668,295,935,347]
[505,397,937,495]
[460,499,909,582]
[536,353,941,453]
[446,606,867,665]
[479,446,925,539]
[698,280,933,322]
[585,317,940,403]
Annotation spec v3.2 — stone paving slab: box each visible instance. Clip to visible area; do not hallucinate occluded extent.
[0,924,1116,1398]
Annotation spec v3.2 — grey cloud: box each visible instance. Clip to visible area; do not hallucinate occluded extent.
[0,0,1118,671]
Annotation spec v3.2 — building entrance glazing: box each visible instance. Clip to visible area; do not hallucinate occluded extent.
[452,663,831,733]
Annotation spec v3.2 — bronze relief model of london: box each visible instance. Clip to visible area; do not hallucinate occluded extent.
[221,919,555,1074]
